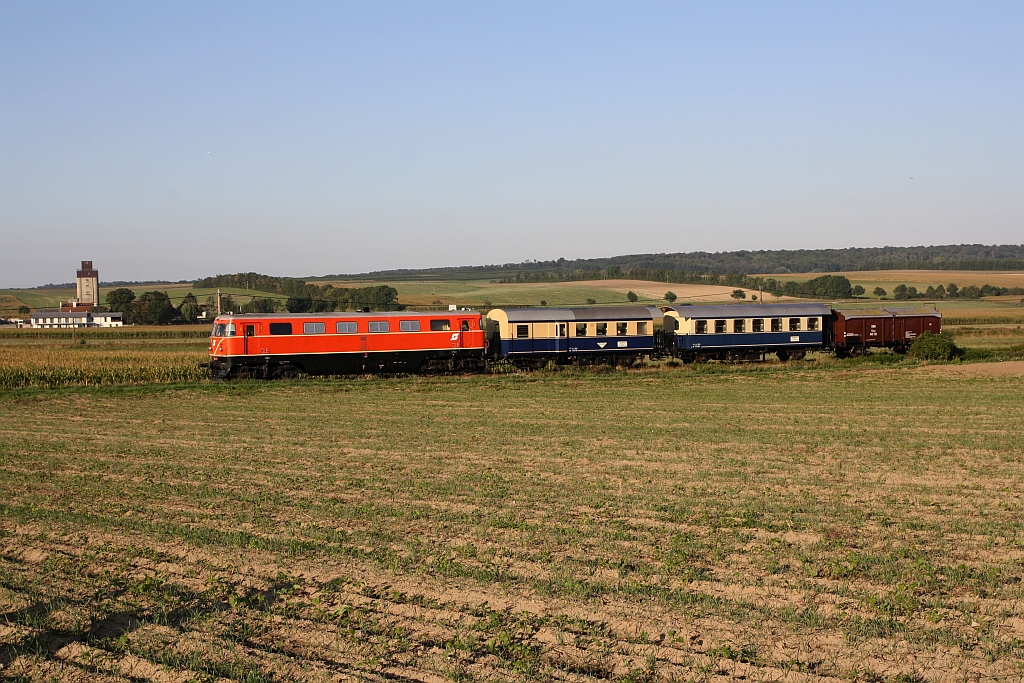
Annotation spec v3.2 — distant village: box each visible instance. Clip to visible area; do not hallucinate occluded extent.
[7,261,215,328]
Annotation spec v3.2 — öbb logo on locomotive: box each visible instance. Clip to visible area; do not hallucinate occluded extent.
[205,303,941,378]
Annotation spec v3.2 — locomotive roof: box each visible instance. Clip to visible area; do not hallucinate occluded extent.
[217,310,480,318]
[493,306,662,322]
[662,303,832,318]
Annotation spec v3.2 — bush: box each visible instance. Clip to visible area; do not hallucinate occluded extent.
[664,291,677,303]
[907,332,962,361]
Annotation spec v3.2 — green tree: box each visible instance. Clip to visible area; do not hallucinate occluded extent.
[606,265,622,278]
[946,283,959,298]
[851,285,865,296]
[138,291,176,324]
[664,291,677,303]
[626,291,638,302]
[731,289,746,300]
[179,302,199,322]
[105,288,136,311]
[539,300,547,306]
[241,297,277,313]
[873,287,886,298]
[893,284,910,300]
[17,305,30,315]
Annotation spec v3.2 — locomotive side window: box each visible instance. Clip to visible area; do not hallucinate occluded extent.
[225,324,237,336]
[516,324,529,338]
[714,320,726,334]
[269,323,292,335]
[807,317,819,331]
[596,323,608,336]
[399,320,421,332]
[616,322,628,336]
[789,318,801,331]
[733,319,745,333]
[696,320,708,334]
[245,325,255,336]
[771,318,782,332]
[303,322,326,334]
[752,319,764,332]
[368,321,390,333]
[576,323,587,336]
[430,319,451,331]
[336,322,358,334]
[637,322,649,335]
[461,320,470,331]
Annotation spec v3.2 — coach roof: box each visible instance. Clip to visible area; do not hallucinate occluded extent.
[494,306,661,322]
[662,303,832,318]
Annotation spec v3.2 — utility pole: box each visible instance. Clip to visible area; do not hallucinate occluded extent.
[217,289,222,315]
[759,286,763,304]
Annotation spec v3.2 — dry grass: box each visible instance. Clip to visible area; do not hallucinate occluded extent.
[0,347,208,389]
[2,365,1023,681]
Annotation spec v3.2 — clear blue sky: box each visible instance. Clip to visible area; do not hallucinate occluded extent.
[1,1,1021,287]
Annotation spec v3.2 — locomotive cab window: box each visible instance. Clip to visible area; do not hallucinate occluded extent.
[771,318,782,332]
[596,323,608,336]
[733,319,745,333]
[303,322,326,335]
[336,322,358,334]
[430,319,451,331]
[714,320,727,334]
[461,320,470,331]
[368,321,389,333]
[245,325,255,336]
[576,323,587,336]
[399,320,421,332]
[225,324,236,336]
[269,323,292,335]
[807,317,819,331]
[213,323,226,337]
[616,322,628,336]
[516,324,529,338]
[789,318,801,331]
[696,320,708,334]
[752,319,764,332]
[637,322,649,335]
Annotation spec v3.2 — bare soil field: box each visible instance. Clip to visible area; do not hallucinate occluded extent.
[2,365,1024,682]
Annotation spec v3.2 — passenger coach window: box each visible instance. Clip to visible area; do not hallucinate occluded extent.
[637,322,649,335]
[430,319,451,331]
[576,323,587,336]
[516,324,529,338]
[596,323,608,336]
[616,322,628,336]
[336,322,358,333]
[399,320,421,332]
[303,322,326,335]
[807,318,819,331]
[733,320,745,333]
[696,320,708,334]
[269,323,292,335]
[771,319,782,332]
[789,318,801,331]
[368,321,389,333]
[714,320,727,334]
[753,319,764,332]
[556,323,567,337]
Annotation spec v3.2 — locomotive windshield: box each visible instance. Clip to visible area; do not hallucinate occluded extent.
[212,323,225,337]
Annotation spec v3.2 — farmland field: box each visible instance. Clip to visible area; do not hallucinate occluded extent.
[2,353,1024,681]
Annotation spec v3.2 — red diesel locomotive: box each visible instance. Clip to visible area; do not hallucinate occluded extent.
[207,310,486,378]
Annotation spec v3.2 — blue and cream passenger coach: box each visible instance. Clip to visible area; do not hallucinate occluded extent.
[487,306,661,366]
[662,303,833,361]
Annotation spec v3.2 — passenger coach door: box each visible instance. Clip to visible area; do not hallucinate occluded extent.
[555,323,567,352]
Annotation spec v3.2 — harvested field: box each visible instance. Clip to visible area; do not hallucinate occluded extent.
[2,365,1024,682]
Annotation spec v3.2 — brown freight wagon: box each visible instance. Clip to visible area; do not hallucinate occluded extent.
[832,307,941,356]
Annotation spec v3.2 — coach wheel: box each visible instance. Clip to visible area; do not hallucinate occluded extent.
[776,350,790,362]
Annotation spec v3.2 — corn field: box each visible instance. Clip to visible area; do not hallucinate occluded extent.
[0,347,209,388]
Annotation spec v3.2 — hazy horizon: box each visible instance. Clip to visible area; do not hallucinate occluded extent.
[2,2,1021,288]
